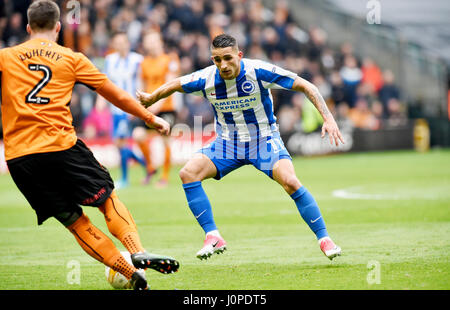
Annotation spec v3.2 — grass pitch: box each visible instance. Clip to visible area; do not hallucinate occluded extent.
[0,149,448,290]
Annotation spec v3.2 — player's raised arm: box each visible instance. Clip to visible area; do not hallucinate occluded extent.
[292,76,345,146]
[96,80,170,135]
[73,52,170,135]
[136,78,184,108]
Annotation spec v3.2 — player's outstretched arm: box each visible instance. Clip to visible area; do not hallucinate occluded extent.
[292,76,345,146]
[97,80,170,135]
[136,78,184,108]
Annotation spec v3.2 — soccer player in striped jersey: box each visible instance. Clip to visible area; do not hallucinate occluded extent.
[137,34,344,260]
[96,32,155,189]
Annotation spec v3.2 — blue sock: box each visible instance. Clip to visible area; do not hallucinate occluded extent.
[127,149,147,167]
[119,147,130,182]
[120,146,147,178]
[182,181,217,234]
[291,186,328,240]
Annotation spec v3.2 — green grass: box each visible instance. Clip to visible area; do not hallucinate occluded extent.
[0,149,449,290]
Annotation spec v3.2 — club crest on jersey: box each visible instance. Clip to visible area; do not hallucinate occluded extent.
[241,80,255,94]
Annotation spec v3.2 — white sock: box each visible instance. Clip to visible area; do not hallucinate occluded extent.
[318,236,331,244]
[206,230,221,238]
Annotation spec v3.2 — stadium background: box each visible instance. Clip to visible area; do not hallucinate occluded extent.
[1,0,448,171]
[0,0,449,291]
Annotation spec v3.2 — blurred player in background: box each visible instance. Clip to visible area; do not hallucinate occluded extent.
[135,30,180,188]
[0,0,178,290]
[96,32,155,189]
[138,34,344,261]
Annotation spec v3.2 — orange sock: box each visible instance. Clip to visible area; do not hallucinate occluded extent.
[138,138,154,173]
[99,191,146,254]
[161,144,171,181]
[67,213,136,279]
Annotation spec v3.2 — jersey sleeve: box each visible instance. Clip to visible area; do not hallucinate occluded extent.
[254,59,298,90]
[179,69,207,97]
[103,55,110,75]
[74,52,108,90]
[0,50,3,95]
[0,49,3,72]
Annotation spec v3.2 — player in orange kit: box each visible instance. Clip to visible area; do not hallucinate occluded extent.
[0,0,179,290]
[135,30,180,188]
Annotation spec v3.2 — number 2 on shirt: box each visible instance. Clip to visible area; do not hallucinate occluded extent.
[25,64,52,104]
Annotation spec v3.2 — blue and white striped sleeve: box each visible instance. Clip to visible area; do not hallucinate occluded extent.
[179,69,207,97]
[103,54,112,75]
[254,59,298,90]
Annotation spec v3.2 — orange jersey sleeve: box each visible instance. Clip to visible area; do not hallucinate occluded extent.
[74,52,108,90]
[0,38,107,160]
[96,80,154,125]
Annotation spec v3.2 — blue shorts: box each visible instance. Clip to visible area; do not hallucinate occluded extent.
[112,114,131,139]
[198,132,292,180]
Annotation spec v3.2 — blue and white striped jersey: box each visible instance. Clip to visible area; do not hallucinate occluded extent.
[103,51,143,116]
[180,58,298,141]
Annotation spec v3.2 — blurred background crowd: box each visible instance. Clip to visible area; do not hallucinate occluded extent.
[0,0,409,139]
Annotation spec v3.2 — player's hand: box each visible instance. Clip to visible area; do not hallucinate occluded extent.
[136,90,155,108]
[321,119,345,146]
[146,115,171,136]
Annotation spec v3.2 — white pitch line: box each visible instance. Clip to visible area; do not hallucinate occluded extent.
[332,187,400,200]
[331,185,449,200]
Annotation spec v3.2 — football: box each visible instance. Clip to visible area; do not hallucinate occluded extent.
[105,251,144,289]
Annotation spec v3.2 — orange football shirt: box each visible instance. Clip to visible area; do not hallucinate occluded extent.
[140,53,179,112]
[0,38,108,160]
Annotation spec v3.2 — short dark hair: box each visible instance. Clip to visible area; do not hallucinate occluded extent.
[112,31,128,39]
[27,0,60,31]
[211,34,237,49]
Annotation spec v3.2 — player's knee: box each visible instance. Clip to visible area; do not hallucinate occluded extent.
[179,166,200,183]
[179,167,192,183]
[132,126,147,142]
[55,209,82,227]
[280,175,301,194]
